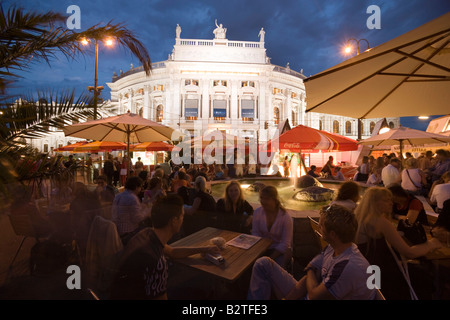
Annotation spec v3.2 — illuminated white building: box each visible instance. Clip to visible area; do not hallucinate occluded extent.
[107,23,400,144]
[29,22,400,155]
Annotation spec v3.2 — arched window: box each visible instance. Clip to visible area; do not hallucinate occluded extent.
[345,121,352,135]
[156,105,163,122]
[273,107,280,125]
[389,121,395,129]
[333,120,340,134]
[138,107,144,117]
[370,121,376,134]
[291,111,297,126]
[319,120,323,131]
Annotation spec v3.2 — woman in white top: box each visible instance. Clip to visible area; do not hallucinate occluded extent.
[366,167,382,186]
[252,185,293,267]
[401,157,427,195]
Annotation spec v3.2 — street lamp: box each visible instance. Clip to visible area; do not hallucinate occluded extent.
[81,37,114,119]
[344,38,370,140]
[344,38,370,56]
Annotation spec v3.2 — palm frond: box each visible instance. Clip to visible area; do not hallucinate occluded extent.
[0,5,152,93]
[0,88,114,146]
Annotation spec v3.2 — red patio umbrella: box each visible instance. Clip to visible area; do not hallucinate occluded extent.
[54,141,88,152]
[72,140,128,153]
[132,141,175,152]
[262,125,358,153]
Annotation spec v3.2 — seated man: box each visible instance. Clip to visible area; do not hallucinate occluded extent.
[95,175,116,203]
[110,194,219,300]
[112,176,145,239]
[429,171,450,213]
[307,165,320,178]
[247,204,377,300]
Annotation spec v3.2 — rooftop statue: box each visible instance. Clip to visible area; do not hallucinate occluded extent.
[176,24,181,39]
[213,19,227,39]
[258,28,265,42]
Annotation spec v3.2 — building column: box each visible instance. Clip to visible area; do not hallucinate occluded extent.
[202,81,209,132]
[128,89,133,113]
[230,80,238,124]
[143,85,150,119]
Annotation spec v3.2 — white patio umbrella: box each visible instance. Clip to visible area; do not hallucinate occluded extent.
[358,126,450,161]
[304,12,450,119]
[63,113,179,174]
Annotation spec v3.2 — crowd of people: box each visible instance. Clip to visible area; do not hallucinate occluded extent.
[307,150,450,214]
[8,147,450,300]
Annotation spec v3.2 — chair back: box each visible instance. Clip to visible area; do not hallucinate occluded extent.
[307,216,328,250]
[374,288,386,300]
[85,215,123,296]
[8,214,37,238]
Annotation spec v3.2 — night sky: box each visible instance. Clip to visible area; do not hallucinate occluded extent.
[4,0,450,130]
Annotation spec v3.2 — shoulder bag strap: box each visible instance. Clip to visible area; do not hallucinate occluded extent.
[405,169,421,189]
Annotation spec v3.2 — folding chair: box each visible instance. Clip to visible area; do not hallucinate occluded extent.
[307,216,328,250]
[8,214,40,274]
[385,240,419,300]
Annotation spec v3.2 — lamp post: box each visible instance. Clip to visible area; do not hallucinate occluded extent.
[344,38,370,140]
[82,37,113,119]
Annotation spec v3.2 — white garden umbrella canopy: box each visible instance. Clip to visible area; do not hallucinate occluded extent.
[63,112,178,155]
[304,12,450,119]
[358,126,450,147]
[358,126,450,159]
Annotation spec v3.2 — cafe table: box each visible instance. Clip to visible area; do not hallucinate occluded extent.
[170,227,272,283]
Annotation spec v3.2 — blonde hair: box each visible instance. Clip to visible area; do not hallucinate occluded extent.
[405,157,418,169]
[224,180,244,212]
[354,187,393,239]
[195,175,206,192]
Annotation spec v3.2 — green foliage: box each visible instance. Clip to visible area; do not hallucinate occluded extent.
[0,4,152,198]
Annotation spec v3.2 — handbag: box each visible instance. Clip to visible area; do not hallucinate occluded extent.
[397,219,427,245]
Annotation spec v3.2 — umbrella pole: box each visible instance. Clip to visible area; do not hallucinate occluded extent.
[127,128,131,178]
[399,140,403,169]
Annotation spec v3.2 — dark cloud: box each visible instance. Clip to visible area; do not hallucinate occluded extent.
[3,0,450,127]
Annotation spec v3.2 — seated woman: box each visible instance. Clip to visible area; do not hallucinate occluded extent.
[366,167,382,186]
[183,176,217,236]
[143,177,167,214]
[214,165,225,180]
[388,184,429,225]
[401,157,428,196]
[355,187,442,300]
[216,181,254,233]
[171,170,189,193]
[333,166,345,181]
[329,181,361,212]
[252,185,293,267]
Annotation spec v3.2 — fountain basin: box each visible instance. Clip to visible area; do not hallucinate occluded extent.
[210,177,350,217]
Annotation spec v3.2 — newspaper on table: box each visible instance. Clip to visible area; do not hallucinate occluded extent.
[226,234,261,249]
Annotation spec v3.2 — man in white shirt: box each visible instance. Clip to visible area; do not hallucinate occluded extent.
[430,171,450,212]
[381,158,401,187]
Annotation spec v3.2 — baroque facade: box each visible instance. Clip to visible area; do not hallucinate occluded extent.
[29,22,400,153]
[107,23,399,144]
